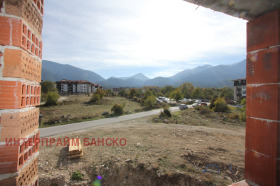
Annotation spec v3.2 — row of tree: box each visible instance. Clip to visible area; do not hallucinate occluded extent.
[116,83,234,103]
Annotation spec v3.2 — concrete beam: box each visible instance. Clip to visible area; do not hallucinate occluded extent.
[184,0,280,20]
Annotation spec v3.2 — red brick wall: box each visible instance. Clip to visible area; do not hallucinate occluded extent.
[0,0,43,184]
[245,9,280,186]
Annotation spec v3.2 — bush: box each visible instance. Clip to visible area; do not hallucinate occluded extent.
[89,89,105,104]
[45,91,60,106]
[111,103,125,115]
[143,95,156,109]
[160,107,171,118]
[71,172,84,181]
[213,97,229,112]
[228,113,240,120]
[209,97,217,109]
[195,105,212,115]
[240,98,246,121]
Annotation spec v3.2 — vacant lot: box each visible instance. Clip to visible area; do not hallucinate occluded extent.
[40,95,143,127]
[39,108,245,186]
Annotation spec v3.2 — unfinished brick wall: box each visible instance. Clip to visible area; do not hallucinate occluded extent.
[0,0,43,185]
[245,9,280,186]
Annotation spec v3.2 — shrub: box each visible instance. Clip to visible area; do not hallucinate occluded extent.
[228,113,240,120]
[209,97,217,109]
[195,105,212,115]
[89,93,102,104]
[143,95,156,109]
[160,107,171,118]
[240,98,246,121]
[89,89,105,104]
[111,103,125,115]
[45,91,60,106]
[213,97,229,112]
[71,172,84,181]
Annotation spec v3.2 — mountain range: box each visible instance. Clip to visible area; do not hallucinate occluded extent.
[42,60,246,88]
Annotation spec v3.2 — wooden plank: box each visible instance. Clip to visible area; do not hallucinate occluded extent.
[68,138,83,159]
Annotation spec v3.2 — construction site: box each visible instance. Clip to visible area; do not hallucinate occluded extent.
[0,0,280,185]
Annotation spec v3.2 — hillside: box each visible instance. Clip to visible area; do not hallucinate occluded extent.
[42,60,105,82]
[42,60,246,88]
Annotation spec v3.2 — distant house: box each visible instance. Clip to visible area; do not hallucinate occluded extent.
[232,78,246,101]
[56,80,102,94]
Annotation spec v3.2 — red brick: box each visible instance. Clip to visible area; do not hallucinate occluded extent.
[0,176,17,186]
[17,156,38,186]
[0,145,18,174]
[0,16,22,47]
[245,149,280,186]
[246,118,280,158]
[247,9,280,52]
[3,48,42,82]
[0,81,41,109]
[0,131,39,174]
[247,46,280,84]
[0,108,39,142]
[5,0,43,35]
[0,81,22,109]
[0,16,42,58]
[246,84,280,121]
[0,156,39,186]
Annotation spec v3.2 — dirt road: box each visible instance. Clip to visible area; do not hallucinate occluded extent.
[40,107,180,137]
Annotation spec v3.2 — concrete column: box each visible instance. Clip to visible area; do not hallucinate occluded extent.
[245,9,280,186]
[0,0,43,185]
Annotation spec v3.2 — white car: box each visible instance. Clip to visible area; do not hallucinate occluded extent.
[179,104,188,110]
[192,103,198,107]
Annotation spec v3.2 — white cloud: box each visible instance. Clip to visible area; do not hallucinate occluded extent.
[42,0,247,78]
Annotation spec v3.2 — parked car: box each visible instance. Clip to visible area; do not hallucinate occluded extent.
[192,103,198,107]
[200,102,207,106]
[179,104,188,110]
[157,97,170,103]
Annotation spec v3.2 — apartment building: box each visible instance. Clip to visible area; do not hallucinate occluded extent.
[56,80,102,94]
[232,78,246,101]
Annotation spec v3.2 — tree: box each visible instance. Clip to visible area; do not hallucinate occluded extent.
[192,87,202,99]
[169,88,183,101]
[41,81,56,94]
[118,89,127,97]
[160,86,175,97]
[143,95,156,109]
[220,87,234,102]
[106,89,114,96]
[144,89,153,100]
[45,91,60,106]
[179,83,194,98]
[129,88,137,98]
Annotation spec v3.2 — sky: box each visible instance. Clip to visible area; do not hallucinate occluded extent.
[42,0,247,79]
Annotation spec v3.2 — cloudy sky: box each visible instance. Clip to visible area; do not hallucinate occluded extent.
[42,0,247,79]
